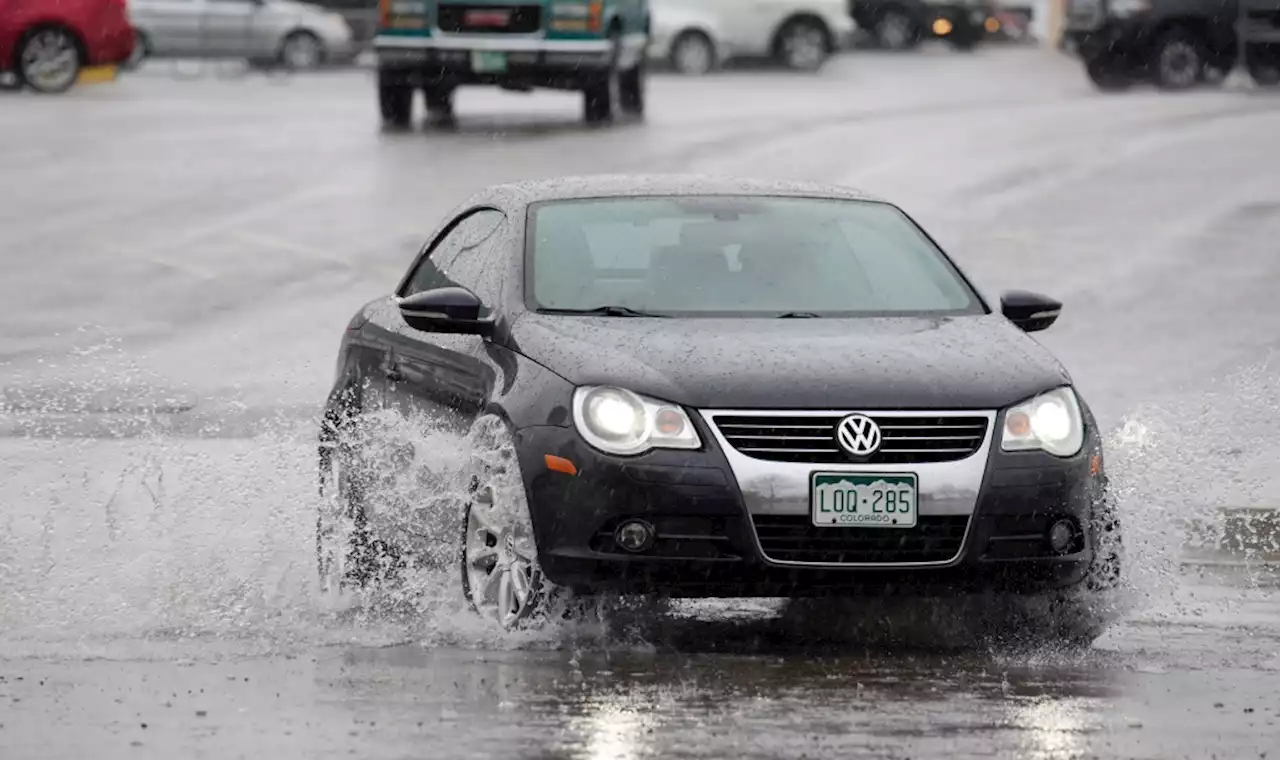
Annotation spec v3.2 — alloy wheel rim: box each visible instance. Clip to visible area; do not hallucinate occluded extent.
[20,30,78,91]
[784,26,826,69]
[465,486,538,628]
[675,37,712,75]
[1160,42,1199,87]
[285,36,321,70]
[879,15,912,49]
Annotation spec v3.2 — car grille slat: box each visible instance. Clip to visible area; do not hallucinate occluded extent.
[752,515,969,564]
[711,413,989,464]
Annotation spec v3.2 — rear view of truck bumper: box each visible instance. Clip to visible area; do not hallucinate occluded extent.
[375,33,646,89]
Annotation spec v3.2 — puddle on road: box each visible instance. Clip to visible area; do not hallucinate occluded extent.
[2,340,1279,669]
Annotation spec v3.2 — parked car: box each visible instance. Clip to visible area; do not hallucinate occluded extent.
[318,174,1124,646]
[306,0,381,47]
[373,0,650,128]
[649,0,855,74]
[1065,0,1280,90]
[126,0,358,71]
[851,0,995,50]
[0,0,135,93]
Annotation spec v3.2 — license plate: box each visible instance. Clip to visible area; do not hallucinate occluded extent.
[810,473,918,528]
[470,50,508,73]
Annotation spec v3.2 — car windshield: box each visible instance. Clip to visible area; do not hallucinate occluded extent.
[526,195,984,317]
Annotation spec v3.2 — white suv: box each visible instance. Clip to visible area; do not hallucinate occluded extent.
[649,0,856,74]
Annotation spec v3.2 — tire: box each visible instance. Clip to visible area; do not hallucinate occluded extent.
[669,29,715,75]
[1151,29,1205,91]
[583,32,621,123]
[379,70,414,128]
[16,26,82,94]
[423,85,455,126]
[458,415,551,630]
[279,30,325,71]
[122,29,149,71]
[775,17,831,72]
[1085,56,1133,91]
[1249,61,1280,87]
[874,8,920,51]
[619,61,645,116]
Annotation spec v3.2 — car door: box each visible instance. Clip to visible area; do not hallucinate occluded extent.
[133,0,207,56]
[202,0,261,57]
[381,208,508,438]
[702,0,780,55]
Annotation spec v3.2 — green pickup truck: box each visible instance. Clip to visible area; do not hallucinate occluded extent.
[374,0,650,127]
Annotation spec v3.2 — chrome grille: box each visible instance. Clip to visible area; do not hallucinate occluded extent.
[711,413,989,464]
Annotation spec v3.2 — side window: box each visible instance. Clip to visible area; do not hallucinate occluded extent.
[401,209,504,297]
[443,210,507,313]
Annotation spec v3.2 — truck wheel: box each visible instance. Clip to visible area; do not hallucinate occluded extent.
[379,71,414,128]
[583,33,621,123]
[424,85,455,126]
[1085,56,1132,91]
[1249,61,1280,87]
[1151,29,1204,91]
[619,62,645,116]
[670,29,715,75]
[875,8,920,51]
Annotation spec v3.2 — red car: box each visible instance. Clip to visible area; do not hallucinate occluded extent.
[1,0,135,93]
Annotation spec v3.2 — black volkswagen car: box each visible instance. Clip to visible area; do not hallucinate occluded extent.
[318,175,1122,641]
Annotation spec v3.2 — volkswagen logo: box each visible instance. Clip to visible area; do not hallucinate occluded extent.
[836,414,882,457]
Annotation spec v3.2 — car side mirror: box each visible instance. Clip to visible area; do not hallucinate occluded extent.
[398,287,495,337]
[1000,290,1061,333]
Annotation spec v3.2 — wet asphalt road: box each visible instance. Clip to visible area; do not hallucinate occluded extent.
[3,45,1280,758]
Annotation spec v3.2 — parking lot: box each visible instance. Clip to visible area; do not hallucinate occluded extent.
[4,43,1280,758]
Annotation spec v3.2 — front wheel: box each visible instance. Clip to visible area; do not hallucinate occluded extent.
[379,70,414,128]
[619,62,645,116]
[1085,56,1133,91]
[1151,30,1205,91]
[17,27,82,94]
[670,30,716,75]
[279,31,325,71]
[458,416,551,630]
[122,29,149,71]
[1249,61,1280,87]
[775,18,831,72]
[874,9,920,51]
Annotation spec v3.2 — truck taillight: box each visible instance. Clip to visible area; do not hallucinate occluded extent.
[587,0,603,32]
[379,0,391,27]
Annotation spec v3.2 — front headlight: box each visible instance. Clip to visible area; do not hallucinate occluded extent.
[1000,386,1085,457]
[572,386,701,456]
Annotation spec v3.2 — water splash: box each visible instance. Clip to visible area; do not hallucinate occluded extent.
[2,335,1277,660]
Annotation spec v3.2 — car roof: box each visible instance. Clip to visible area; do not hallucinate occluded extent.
[483,174,887,206]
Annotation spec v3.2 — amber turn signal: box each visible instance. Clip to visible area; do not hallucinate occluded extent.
[545,454,578,476]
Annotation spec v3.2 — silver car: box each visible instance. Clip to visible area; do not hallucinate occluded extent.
[127,0,357,70]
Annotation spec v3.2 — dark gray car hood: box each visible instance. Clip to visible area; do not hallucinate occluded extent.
[508,313,1071,411]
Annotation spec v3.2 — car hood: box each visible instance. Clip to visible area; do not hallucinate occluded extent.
[508,313,1071,411]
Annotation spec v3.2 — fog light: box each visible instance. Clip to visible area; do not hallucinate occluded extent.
[615,519,655,553]
[1047,519,1075,553]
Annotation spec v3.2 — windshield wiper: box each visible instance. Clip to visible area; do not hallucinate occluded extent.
[540,305,670,318]
[776,311,822,318]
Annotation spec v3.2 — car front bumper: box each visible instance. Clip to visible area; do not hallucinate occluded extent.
[374,32,648,87]
[513,409,1109,598]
